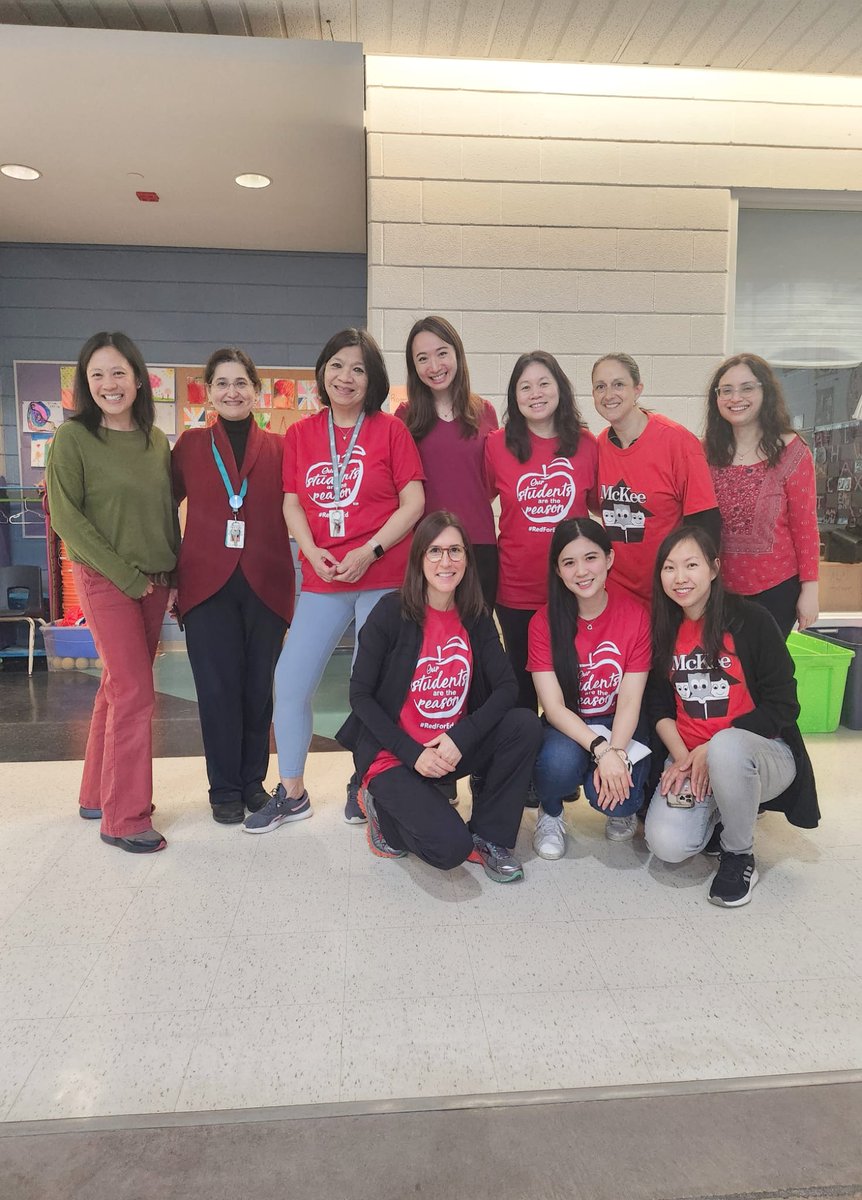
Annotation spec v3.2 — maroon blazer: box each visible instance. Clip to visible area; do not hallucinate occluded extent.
[172,420,295,622]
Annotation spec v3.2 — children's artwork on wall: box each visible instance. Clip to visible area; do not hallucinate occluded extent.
[24,401,63,432]
[59,365,76,410]
[184,406,210,430]
[273,379,297,409]
[154,405,176,436]
[30,434,52,467]
[149,367,176,402]
[297,380,320,411]
[258,378,273,408]
[186,377,207,406]
[253,412,271,430]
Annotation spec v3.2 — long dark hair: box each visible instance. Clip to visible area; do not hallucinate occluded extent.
[651,525,736,677]
[72,332,154,444]
[315,328,389,414]
[546,518,613,711]
[401,510,486,625]
[704,353,795,469]
[504,351,584,464]
[404,316,485,441]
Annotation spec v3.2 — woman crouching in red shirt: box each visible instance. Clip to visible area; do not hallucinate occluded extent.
[337,511,541,882]
[645,526,818,908]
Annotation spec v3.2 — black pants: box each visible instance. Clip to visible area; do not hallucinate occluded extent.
[368,708,542,870]
[495,603,538,711]
[473,543,499,612]
[183,567,288,808]
[748,575,801,640]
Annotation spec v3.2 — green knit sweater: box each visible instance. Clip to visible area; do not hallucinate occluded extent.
[46,419,178,599]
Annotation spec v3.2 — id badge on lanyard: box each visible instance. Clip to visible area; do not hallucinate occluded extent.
[212,435,248,550]
[327,410,364,540]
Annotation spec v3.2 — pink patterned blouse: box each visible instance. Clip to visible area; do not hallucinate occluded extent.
[710,436,819,595]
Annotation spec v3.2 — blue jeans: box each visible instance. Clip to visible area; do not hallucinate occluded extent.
[533,719,651,818]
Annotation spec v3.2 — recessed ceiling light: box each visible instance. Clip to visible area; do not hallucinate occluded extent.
[235,173,271,189]
[1,163,41,181]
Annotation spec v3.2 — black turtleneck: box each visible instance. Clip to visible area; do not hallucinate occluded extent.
[219,413,253,469]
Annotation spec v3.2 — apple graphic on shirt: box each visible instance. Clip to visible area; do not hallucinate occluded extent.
[516,457,576,524]
[412,636,471,720]
[578,639,623,713]
[305,445,366,510]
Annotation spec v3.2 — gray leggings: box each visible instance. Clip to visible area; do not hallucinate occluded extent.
[644,727,796,860]
[273,587,394,778]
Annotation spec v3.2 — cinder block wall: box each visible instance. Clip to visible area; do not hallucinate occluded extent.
[365,57,862,434]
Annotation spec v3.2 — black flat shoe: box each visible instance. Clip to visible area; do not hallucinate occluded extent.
[212,800,245,825]
[244,790,269,814]
[100,830,167,854]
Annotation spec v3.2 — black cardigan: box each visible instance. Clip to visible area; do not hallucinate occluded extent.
[336,591,518,779]
[647,598,819,829]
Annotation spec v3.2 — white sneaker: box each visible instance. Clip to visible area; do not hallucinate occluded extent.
[533,809,566,860]
[605,812,637,841]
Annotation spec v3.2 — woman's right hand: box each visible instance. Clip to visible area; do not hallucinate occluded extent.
[306,545,340,583]
[414,747,452,779]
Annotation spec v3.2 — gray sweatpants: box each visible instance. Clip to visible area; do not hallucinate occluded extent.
[644,727,796,860]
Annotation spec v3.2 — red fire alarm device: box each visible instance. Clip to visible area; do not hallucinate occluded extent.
[135,191,160,202]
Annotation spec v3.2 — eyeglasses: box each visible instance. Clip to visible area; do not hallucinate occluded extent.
[425,544,465,562]
[715,382,762,400]
[592,380,630,396]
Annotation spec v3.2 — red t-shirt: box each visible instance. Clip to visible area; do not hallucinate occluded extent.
[485,427,599,609]
[282,410,424,593]
[396,400,499,545]
[671,618,754,751]
[710,437,819,594]
[365,606,473,784]
[527,584,651,718]
[597,413,717,605]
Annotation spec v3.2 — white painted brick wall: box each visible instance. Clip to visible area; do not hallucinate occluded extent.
[366,57,862,425]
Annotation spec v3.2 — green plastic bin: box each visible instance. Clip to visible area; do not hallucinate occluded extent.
[787,631,854,733]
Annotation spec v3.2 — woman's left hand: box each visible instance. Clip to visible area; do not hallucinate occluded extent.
[592,749,632,810]
[688,742,711,802]
[333,544,375,586]
[424,733,462,770]
[166,587,179,616]
[796,581,819,631]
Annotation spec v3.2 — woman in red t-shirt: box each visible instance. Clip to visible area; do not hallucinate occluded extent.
[336,511,541,881]
[704,353,819,638]
[592,352,720,605]
[528,518,651,859]
[644,526,818,908]
[243,328,425,834]
[399,316,499,608]
[485,351,598,711]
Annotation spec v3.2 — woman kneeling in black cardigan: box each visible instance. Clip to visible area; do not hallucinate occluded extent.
[337,511,541,882]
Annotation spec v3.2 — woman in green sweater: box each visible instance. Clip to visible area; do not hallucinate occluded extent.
[46,332,178,853]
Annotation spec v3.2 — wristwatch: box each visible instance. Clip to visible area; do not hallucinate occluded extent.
[371,542,384,559]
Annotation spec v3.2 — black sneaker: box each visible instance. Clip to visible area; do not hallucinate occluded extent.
[708,851,758,907]
[344,776,367,825]
[245,789,269,814]
[702,821,723,858]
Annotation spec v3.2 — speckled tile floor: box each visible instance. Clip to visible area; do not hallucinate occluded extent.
[0,732,860,1122]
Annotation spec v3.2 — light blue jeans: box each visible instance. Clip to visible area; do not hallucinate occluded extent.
[273,587,393,777]
[644,727,796,860]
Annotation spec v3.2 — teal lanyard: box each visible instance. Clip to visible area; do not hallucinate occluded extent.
[327,410,365,504]
[211,436,248,513]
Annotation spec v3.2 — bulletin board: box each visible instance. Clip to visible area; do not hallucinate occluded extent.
[13,359,321,538]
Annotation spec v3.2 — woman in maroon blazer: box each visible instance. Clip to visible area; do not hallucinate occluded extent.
[172,348,295,823]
